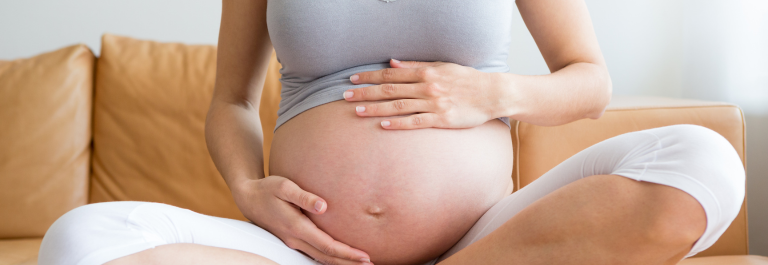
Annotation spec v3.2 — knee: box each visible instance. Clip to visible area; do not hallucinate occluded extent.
[659,124,738,158]
[40,202,145,260]
[39,203,115,264]
[653,124,745,191]
[660,124,729,148]
[44,203,117,238]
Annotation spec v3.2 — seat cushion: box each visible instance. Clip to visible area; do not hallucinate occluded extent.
[679,255,768,265]
[0,238,42,265]
[511,95,748,257]
[0,45,93,238]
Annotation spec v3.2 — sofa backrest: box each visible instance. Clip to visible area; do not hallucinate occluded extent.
[88,34,267,221]
[87,34,284,221]
[0,45,94,238]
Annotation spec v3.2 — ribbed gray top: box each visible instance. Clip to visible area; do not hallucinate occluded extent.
[267,0,515,131]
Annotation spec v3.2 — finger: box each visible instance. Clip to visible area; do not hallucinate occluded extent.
[282,216,372,263]
[350,67,422,85]
[293,220,371,263]
[380,113,442,130]
[389,59,442,69]
[355,99,432,117]
[343,83,423,102]
[287,239,372,265]
[274,179,327,214]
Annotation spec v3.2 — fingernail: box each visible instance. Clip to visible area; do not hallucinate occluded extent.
[356,106,366,113]
[314,201,325,212]
[360,258,371,262]
[381,121,391,127]
[350,75,359,82]
[391,58,400,63]
[343,91,354,99]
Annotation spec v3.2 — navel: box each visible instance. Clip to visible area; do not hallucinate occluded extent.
[366,205,385,217]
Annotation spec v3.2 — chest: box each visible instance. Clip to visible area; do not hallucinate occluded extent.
[267,0,515,78]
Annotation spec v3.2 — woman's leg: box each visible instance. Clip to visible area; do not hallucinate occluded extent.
[38,201,319,265]
[437,124,745,265]
[106,244,278,265]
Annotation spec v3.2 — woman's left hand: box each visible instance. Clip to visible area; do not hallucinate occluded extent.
[343,59,503,129]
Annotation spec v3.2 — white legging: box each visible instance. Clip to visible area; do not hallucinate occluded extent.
[39,125,746,265]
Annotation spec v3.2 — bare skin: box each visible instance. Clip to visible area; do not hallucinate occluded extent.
[107,0,708,264]
[438,175,706,265]
[268,100,513,264]
[107,244,278,265]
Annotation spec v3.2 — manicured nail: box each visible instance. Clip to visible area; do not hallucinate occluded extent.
[356,106,365,113]
[381,121,391,127]
[391,58,400,63]
[350,75,359,82]
[344,91,354,99]
[314,201,325,212]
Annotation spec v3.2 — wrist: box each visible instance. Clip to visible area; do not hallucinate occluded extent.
[228,175,260,195]
[486,72,520,119]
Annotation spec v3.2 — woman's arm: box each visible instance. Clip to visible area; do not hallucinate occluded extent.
[206,1,371,264]
[206,0,273,188]
[490,0,611,126]
[342,0,611,129]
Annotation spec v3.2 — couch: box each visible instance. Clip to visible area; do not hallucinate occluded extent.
[0,34,765,265]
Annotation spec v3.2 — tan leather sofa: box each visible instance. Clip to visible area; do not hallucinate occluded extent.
[0,34,766,265]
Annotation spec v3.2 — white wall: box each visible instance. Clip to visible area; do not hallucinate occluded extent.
[1,0,766,256]
[511,0,768,114]
[0,0,221,59]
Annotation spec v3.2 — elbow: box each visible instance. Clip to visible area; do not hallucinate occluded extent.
[204,103,219,149]
[588,67,612,120]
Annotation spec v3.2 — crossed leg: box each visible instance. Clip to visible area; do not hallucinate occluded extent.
[39,125,744,265]
[436,124,745,265]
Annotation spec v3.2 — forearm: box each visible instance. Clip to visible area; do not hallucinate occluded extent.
[491,62,612,126]
[205,100,266,189]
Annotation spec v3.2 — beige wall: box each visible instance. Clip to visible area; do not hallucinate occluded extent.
[0,0,766,256]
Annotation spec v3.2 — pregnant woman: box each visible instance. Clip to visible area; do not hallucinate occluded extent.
[39,0,745,265]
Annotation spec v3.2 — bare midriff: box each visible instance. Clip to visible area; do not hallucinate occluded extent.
[270,100,514,265]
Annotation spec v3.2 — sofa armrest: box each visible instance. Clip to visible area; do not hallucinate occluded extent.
[510,95,748,257]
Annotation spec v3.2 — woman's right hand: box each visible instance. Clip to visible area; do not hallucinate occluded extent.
[231,176,373,265]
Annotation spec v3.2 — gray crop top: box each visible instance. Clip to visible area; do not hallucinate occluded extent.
[266,0,515,131]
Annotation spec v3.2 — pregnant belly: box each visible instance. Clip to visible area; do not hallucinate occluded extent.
[270,100,513,265]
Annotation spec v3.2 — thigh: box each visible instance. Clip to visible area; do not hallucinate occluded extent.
[438,124,744,261]
[39,201,319,265]
[128,202,318,264]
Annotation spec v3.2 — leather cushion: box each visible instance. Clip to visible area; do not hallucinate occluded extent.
[89,35,240,219]
[511,95,748,257]
[89,35,284,220]
[0,238,42,265]
[0,45,93,238]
